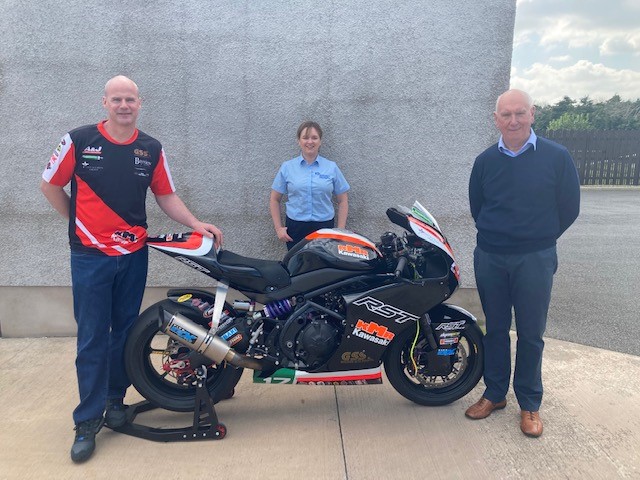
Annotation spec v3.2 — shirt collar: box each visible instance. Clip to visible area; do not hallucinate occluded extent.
[498,129,537,157]
[298,154,321,166]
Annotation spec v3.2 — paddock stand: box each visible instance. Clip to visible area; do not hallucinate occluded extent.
[106,366,227,441]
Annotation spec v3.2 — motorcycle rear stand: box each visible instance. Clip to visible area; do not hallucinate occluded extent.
[106,372,227,442]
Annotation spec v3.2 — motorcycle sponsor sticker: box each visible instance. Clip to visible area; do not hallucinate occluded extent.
[438,331,460,345]
[337,244,370,260]
[437,348,457,356]
[175,256,211,274]
[177,294,193,303]
[221,327,238,341]
[352,319,395,346]
[169,324,197,344]
[434,320,466,331]
[227,333,243,347]
[340,351,375,364]
[352,296,419,324]
[191,298,211,312]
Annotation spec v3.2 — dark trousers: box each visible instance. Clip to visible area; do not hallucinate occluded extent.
[70,247,148,424]
[285,217,335,250]
[474,245,557,411]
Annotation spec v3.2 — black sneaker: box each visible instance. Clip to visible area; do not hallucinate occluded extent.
[105,398,127,428]
[70,417,104,463]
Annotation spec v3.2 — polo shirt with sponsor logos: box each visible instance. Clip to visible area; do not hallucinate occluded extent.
[42,120,175,256]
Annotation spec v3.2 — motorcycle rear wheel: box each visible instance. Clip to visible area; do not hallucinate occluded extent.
[124,299,244,412]
[384,322,484,406]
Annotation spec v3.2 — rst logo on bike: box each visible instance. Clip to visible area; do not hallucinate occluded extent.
[337,244,370,260]
[175,256,211,274]
[353,296,419,324]
[435,320,466,331]
[352,319,395,346]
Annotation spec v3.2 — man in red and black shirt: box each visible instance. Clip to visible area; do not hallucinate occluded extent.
[40,75,223,463]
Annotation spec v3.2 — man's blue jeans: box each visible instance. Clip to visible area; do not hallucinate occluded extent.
[474,245,557,412]
[70,247,148,424]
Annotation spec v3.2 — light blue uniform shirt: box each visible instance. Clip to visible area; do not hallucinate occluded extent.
[271,155,350,222]
[498,129,538,157]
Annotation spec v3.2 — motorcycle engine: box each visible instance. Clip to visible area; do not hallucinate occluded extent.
[279,310,342,369]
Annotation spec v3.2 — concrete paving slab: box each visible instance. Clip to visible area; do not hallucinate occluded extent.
[1,336,639,479]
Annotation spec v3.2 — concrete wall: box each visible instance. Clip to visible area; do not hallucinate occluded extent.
[0,0,516,336]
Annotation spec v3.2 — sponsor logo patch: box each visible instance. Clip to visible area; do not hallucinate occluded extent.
[352,319,395,346]
[352,296,419,324]
[434,321,466,331]
[340,351,375,364]
[337,244,370,260]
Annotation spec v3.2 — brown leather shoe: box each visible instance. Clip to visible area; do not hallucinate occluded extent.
[520,411,543,437]
[465,397,507,419]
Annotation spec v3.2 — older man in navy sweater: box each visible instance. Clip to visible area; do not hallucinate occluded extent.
[466,89,580,437]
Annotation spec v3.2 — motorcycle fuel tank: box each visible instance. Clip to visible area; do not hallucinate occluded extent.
[284,229,382,277]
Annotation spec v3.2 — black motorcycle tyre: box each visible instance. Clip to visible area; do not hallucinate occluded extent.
[384,322,484,406]
[125,299,244,412]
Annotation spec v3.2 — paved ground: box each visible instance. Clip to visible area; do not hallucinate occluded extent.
[2,188,639,479]
[549,188,640,355]
[1,335,640,480]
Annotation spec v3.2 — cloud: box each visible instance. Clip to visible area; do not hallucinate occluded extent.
[513,0,640,52]
[511,0,639,104]
[549,55,571,63]
[511,60,640,104]
[600,33,640,56]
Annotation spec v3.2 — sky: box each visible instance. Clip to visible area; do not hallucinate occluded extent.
[510,0,640,105]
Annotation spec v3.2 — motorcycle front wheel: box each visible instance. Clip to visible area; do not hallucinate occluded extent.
[384,322,484,406]
[124,299,244,412]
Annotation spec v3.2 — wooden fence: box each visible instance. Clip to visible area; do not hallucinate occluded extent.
[543,130,640,186]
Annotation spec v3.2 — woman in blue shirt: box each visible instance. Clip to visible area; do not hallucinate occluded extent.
[270,121,350,250]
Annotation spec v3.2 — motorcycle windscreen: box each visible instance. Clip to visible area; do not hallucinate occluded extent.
[407,216,455,262]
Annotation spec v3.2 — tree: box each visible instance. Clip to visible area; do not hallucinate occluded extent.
[547,112,594,131]
[534,95,640,131]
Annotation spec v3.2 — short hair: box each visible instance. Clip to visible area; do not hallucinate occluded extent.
[495,89,533,112]
[297,121,323,139]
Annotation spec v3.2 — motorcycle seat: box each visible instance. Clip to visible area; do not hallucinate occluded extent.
[218,250,291,288]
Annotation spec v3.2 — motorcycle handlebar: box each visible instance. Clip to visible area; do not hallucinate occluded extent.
[394,256,407,277]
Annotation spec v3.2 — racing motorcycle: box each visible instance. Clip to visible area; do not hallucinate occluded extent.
[123,201,483,419]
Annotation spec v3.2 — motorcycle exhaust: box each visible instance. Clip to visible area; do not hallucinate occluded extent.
[159,307,265,370]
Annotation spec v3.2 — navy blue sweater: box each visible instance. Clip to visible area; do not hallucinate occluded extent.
[469,137,580,254]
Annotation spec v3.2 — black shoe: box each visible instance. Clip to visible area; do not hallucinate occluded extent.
[70,417,104,463]
[105,398,128,428]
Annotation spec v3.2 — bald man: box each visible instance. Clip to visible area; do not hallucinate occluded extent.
[41,75,223,463]
[466,89,580,437]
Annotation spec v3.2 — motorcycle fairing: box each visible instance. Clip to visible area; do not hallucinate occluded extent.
[253,367,382,385]
[407,216,455,262]
[322,279,453,371]
[148,232,215,257]
[387,202,455,260]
